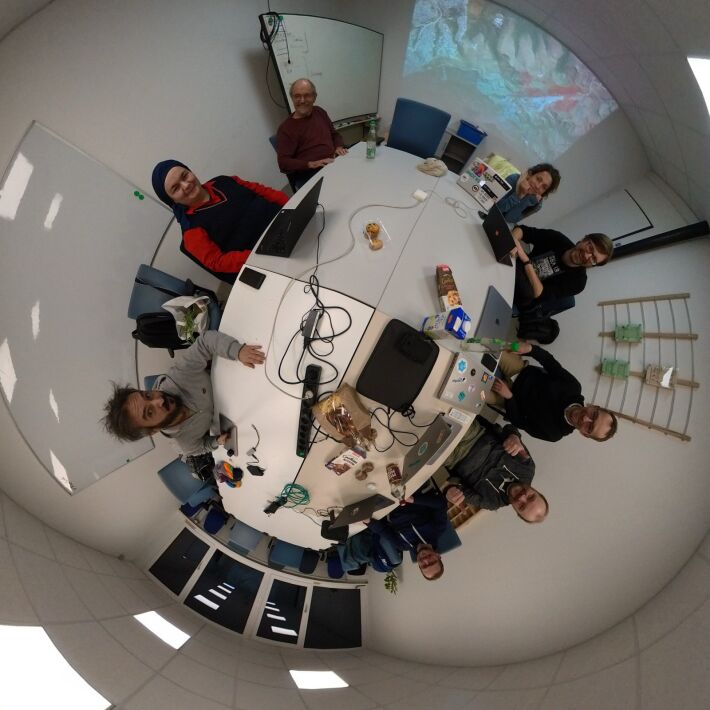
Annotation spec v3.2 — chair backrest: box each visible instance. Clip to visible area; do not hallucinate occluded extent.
[203,507,227,535]
[143,374,162,391]
[228,519,263,554]
[128,263,222,329]
[387,98,451,159]
[157,457,214,506]
[327,554,344,579]
[268,539,305,570]
[299,548,320,574]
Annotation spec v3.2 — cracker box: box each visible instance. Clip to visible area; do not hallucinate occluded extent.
[325,446,367,476]
[436,264,462,311]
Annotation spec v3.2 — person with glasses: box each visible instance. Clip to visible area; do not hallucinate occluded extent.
[510,225,614,315]
[275,78,348,191]
[489,342,618,443]
[495,163,561,224]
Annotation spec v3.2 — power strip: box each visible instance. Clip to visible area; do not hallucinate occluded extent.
[296,364,322,457]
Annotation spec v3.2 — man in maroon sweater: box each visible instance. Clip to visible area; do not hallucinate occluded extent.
[276,78,348,190]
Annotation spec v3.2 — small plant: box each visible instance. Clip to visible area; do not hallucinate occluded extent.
[178,304,201,343]
[384,570,399,595]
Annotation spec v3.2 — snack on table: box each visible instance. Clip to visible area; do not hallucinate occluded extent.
[365,221,380,238]
[436,264,461,310]
[369,237,383,251]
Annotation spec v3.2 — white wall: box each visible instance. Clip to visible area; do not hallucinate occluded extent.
[1,490,708,709]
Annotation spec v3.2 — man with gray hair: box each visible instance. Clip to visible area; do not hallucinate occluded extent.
[276,78,348,190]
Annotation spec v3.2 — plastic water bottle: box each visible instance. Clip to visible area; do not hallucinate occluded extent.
[366,119,377,159]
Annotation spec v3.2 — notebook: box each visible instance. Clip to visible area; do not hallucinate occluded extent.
[401,415,453,482]
[437,351,499,414]
[255,177,323,257]
[328,493,394,530]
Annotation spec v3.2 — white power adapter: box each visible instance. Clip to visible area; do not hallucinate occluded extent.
[413,189,429,202]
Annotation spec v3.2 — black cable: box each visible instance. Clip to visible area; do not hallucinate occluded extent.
[370,407,420,452]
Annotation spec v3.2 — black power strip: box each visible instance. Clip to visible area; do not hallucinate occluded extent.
[296,364,321,457]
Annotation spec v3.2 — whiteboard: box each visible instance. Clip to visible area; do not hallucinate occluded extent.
[0,123,172,494]
[261,13,383,122]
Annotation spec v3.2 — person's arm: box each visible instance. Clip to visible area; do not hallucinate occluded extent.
[172,331,242,373]
[231,176,288,206]
[182,226,251,274]
[525,344,581,389]
[512,227,543,299]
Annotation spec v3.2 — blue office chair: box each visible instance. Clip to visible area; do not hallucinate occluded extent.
[299,549,320,574]
[386,98,451,159]
[157,457,217,508]
[228,519,264,556]
[268,134,298,193]
[128,263,221,330]
[203,507,227,535]
[268,539,305,571]
[327,553,344,579]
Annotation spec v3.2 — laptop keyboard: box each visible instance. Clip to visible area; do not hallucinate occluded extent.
[256,214,292,256]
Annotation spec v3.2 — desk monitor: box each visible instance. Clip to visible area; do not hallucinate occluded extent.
[255,177,323,257]
[482,204,515,266]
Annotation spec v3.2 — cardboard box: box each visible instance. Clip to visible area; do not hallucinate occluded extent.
[421,307,472,340]
[436,264,462,311]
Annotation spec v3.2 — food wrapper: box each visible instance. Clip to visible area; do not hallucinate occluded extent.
[312,384,374,448]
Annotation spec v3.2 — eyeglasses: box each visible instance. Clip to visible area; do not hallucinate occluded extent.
[292,92,315,100]
[581,240,601,266]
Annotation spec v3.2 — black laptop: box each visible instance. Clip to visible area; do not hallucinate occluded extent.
[255,177,323,257]
[329,493,394,530]
[482,204,516,266]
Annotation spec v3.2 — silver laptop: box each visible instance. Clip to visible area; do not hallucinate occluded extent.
[474,285,513,342]
[329,493,394,530]
[401,415,453,483]
[437,351,499,414]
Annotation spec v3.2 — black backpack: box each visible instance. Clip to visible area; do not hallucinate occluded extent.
[132,312,189,355]
[517,315,560,345]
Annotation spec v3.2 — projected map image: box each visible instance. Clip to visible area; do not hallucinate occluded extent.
[404,0,617,159]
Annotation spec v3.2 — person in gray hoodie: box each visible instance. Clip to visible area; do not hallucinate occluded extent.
[444,419,548,524]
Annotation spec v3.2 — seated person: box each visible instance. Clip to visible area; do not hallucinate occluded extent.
[511,226,614,313]
[276,78,348,191]
[365,490,449,581]
[335,528,403,574]
[495,163,561,224]
[442,419,547,524]
[102,331,264,456]
[490,342,618,443]
[151,159,288,284]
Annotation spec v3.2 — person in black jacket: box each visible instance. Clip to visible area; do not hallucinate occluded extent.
[510,225,614,312]
[443,420,548,524]
[365,490,449,581]
[491,342,618,443]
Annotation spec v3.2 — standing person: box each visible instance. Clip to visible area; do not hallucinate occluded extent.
[495,163,561,224]
[151,159,288,284]
[276,78,348,190]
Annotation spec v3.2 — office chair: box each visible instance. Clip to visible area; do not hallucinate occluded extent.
[227,519,264,556]
[386,98,451,159]
[157,457,217,508]
[299,549,320,574]
[268,134,298,193]
[128,263,221,330]
[268,539,305,571]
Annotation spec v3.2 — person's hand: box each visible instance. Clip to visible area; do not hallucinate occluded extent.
[216,432,230,446]
[492,377,513,400]
[511,226,524,242]
[502,434,525,457]
[238,344,265,368]
[510,241,528,261]
[334,146,348,157]
[307,158,334,169]
[446,486,465,506]
[511,341,532,355]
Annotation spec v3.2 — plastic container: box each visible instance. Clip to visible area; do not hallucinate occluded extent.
[457,120,487,145]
